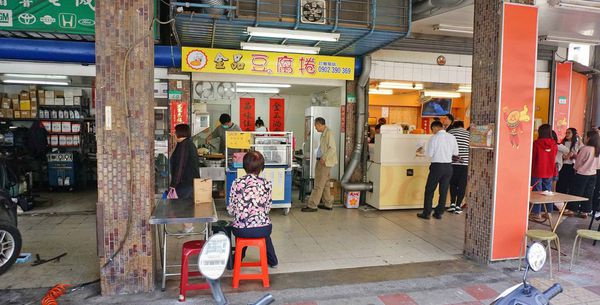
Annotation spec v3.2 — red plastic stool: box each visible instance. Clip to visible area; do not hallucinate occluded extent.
[179,240,209,302]
[232,237,270,288]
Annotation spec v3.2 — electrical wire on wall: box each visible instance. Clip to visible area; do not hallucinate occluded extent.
[101,16,175,270]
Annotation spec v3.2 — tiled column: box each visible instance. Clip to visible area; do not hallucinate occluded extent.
[465,0,538,263]
[592,48,600,127]
[96,1,155,294]
[344,80,362,182]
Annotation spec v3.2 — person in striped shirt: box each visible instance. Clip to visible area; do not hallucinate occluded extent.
[447,121,470,214]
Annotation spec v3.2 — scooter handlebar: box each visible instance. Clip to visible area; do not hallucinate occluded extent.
[543,284,563,300]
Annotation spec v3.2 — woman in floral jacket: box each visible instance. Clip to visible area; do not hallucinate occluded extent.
[228,151,278,267]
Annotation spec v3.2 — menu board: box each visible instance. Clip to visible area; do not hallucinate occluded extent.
[226,132,252,149]
[237,168,285,201]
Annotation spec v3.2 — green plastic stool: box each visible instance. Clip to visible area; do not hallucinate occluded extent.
[519,229,561,278]
[570,229,600,270]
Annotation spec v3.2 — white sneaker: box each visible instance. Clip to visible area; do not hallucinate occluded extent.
[453,207,463,214]
[447,204,456,212]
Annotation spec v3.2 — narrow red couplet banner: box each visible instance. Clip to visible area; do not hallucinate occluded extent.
[269,98,285,131]
[340,105,346,133]
[492,3,538,260]
[169,101,189,134]
[240,97,255,131]
[553,62,573,141]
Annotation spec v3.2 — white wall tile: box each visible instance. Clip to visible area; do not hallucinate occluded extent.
[384,64,394,80]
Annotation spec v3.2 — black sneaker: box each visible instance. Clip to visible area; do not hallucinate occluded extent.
[433,213,443,220]
[417,213,430,220]
[447,204,456,213]
[301,207,318,212]
[453,207,463,214]
[318,205,333,210]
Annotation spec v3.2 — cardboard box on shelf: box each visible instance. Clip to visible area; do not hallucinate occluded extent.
[52,122,61,133]
[29,90,37,99]
[19,100,31,111]
[13,111,21,119]
[71,89,83,96]
[54,91,64,98]
[72,123,81,133]
[64,90,74,98]
[31,105,37,112]
[31,111,37,118]
[37,90,45,98]
[45,91,54,99]
[74,96,81,105]
[61,122,71,133]
[1,98,10,109]
[41,121,51,131]
[59,135,67,146]
[50,135,58,146]
[19,92,29,100]
[20,111,31,119]
[39,97,45,105]
[64,97,74,106]
[45,98,54,105]
[12,99,19,110]
[54,98,64,106]
[0,109,13,118]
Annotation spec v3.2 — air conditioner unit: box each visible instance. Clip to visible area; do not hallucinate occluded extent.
[301,0,327,25]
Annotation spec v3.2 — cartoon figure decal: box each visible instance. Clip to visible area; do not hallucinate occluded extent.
[555,117,567,139]
[231,53,245,70]
[214,52,229,69]
[502,105,531,149]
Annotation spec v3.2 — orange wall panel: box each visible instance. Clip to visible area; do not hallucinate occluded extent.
[570,72,587,134]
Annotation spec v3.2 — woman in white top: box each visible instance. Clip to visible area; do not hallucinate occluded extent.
[556,128,581,195]
[255,117,268,132]
[553,131,569,191]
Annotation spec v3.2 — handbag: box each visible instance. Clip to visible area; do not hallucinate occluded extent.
[167,187,179,199]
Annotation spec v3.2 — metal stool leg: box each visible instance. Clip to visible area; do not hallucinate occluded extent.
[546,240,553,279]
[554,237,561,271]
[570,235,580,270]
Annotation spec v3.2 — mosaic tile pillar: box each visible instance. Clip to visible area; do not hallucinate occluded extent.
[96,0,155,295]
[464,0,537,263]
[344,80,362,182]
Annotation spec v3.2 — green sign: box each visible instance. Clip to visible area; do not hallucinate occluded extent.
[168,90,182,100]
[0,0,96,35]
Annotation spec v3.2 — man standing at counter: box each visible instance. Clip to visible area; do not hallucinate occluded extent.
[417,120,459,220]
[205,113,241,154]
[441,114,455,132]
[302,117,337,212]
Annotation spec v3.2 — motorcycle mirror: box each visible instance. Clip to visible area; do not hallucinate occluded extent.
[198,233,231,280]
[526,242,546,272]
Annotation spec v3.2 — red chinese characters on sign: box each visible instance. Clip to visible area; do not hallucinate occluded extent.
[240,98,256,131]
[170,101,189,134]
[269,98,285,132]
[277,56,294,74]
[251,54,272,74]
[300,57,316,75]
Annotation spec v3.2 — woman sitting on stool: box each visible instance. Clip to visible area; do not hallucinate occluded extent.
[227,151,278,268]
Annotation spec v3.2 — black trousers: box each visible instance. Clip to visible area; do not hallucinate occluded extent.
[593,170,600,212]
[556,164,575,194]
[450,165,468,206]
[423,163,453,216]
[568,174,596,213]
[233,224,278,266]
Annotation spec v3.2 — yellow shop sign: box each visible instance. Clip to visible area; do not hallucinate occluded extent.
[181,47,355,80]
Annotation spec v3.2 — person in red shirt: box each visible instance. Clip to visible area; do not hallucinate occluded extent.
[530,124,558,222]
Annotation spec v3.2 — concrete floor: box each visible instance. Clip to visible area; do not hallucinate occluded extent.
[5,189,600,305]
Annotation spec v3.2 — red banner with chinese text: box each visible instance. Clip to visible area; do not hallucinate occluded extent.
[240,98,255,131]
[552,62,573,142]
[269,98,285,131]
[169,101,189,134]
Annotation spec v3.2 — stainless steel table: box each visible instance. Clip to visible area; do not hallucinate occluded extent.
[150,198,218,291]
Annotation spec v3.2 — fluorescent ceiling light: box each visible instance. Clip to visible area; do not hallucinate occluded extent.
[236,83,291,88]
[247,27,340,42]
[457,88,472,93]
[3,79,69,86]
[433,24,473,34]
[378,82,424,90]
[539,35,600,45]
[548,0,600,12]
[240,42,320,54]
[424,91,461,98]
[4,73,68,79]
[369,88,393,95]
[236,87,280,94]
